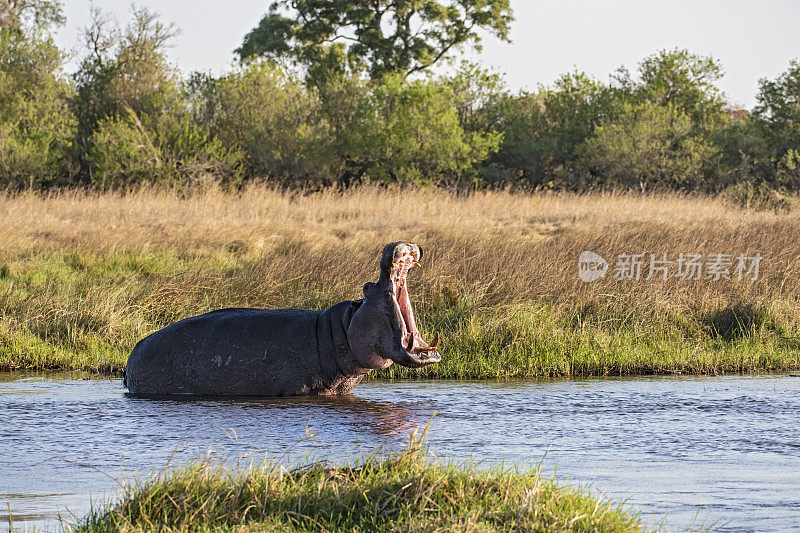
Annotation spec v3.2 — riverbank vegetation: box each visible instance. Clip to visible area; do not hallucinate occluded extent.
[1,187,798,377]
[2,2,798,378]
[76,433,642,532]
[1,2,799,196]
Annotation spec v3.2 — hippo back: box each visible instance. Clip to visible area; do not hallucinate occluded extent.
[125,308,323,396]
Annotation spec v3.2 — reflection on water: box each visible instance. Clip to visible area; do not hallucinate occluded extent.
[1,373,800,532]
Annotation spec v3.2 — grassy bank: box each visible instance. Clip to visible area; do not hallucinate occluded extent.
[76,435,642,532]
[1,186,798,377]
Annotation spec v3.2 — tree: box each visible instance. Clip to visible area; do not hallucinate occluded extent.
[444,61,507,134]
[72,6,180,144]
[582,101,718,192]
[756,59,800,126]
[0,0,75,187]
[614,49,727,135]
[0,0,63,31]
[192,62,337,184]
[73,7,242,188]
[339,74,501,184]
[753,59,800,187]
[72,6,179,183]
[236,0,513,81]
[488,71,613,187]
[754,60,800,131]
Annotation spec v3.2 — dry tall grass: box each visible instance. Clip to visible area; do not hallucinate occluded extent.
[1,186,798,375]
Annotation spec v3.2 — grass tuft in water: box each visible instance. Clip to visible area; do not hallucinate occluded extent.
[76,430,642,532]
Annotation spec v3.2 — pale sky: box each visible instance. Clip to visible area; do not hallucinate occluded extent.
[57,1,800,109]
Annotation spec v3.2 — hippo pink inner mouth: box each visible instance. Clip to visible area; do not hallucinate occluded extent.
[389,244,438,355]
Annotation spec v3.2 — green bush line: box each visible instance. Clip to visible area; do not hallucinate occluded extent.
[1,248,797,378]
[75,432,643,532]
[2,0,799,193]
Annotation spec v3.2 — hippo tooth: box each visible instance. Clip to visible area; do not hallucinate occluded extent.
[429,332,439,349]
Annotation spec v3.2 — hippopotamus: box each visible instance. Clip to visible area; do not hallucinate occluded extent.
[124,241,440,396]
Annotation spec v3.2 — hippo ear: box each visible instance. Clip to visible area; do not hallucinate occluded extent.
[363,282,376,297]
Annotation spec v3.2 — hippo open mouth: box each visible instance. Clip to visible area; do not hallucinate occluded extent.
[388,243,440,365]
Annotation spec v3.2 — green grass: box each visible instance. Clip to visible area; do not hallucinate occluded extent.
[76,432,643,532]
[383,303,800,379]
[1,246,798,377]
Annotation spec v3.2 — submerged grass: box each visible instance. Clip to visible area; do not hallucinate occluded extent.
[1,186,798,376]
[76,432,642,532]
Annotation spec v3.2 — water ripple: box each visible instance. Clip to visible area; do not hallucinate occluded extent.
[1,373,799,531]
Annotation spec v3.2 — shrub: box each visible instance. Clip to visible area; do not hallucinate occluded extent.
[488,72,612,188]
[0,16,75,188]
[777,149,800,189]
[724,181,790,212]
[87,110,160,189]
[582,101,718,191]
[197,62,338,185]
[71,6,182,183]
[443,61,508,135]
[88,107,243,190]
[197,66,501,186]
[342,74,501,185]
[149,110,244,188]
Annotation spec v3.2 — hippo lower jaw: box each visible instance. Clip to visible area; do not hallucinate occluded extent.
[386,243,441,368]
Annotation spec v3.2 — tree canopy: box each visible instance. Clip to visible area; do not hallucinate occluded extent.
[613,48,727,134]
[754,60,800,155]
[0,0,64,32]
[0,0,73,187]
[236,0,513,81]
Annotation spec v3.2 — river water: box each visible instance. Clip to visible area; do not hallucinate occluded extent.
[1,373,799,531]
